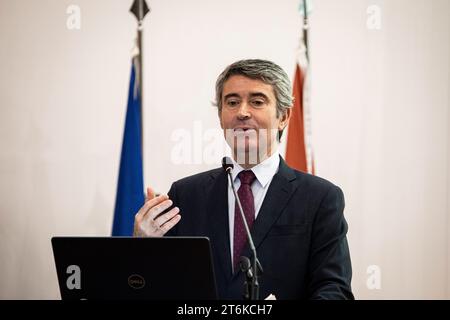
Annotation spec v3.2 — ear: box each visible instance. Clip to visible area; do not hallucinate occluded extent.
[278,108,292,131]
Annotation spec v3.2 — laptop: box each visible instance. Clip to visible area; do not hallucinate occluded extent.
[51,236,218,300]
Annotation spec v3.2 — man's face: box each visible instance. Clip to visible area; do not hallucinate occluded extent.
[219,75,291,166]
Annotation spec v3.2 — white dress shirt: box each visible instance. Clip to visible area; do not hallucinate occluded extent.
[227,151,280,267]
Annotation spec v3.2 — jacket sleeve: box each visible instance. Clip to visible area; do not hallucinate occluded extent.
[307,185,354,300]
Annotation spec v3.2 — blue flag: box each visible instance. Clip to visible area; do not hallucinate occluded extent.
[112,59,144,236]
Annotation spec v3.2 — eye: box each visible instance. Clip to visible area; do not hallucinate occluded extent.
[250,99,265,107]
[226,100,240,107]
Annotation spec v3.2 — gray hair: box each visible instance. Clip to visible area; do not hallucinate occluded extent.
[214,59,293,116]
[214,59,294,139]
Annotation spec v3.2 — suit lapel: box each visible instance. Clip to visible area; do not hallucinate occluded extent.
[235,157,298,276]
[206,158,299,282]
[206,170,233,282]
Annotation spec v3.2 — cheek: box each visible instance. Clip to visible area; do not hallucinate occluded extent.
[219,112,228,129]
[220,110,230,126]
[260,111,279,129]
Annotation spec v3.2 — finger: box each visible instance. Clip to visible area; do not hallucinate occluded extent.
[145,194,169,210]
[154,207,180,227]
[159,214,181,235]
[145,187,155,202]
[147,199,174,220]
[136,194,167,221]
[135,194,169,221]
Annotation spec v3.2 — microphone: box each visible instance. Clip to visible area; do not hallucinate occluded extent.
[221,156,234,172]
[222,156,263,300]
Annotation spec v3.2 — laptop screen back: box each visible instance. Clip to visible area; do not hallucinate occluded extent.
[51,236,218,300]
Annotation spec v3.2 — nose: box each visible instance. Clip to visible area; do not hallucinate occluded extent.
[237,102,251,120]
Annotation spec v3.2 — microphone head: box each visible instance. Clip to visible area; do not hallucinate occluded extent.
[222,156,234,172]
[239,256,251,271]
[239,256,253,276]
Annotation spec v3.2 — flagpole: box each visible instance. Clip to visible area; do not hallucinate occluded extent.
[137,20,143,151]
[130,0,150,152]
[302,0,309,61]
[300,0,314,174]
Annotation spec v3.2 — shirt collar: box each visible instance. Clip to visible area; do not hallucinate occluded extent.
[230,151,280,188]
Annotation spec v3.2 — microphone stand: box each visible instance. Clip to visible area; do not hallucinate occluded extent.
[224,162,263,300]
[239,256,254,300]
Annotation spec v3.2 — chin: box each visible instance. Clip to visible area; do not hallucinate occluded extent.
[233,142,260,165]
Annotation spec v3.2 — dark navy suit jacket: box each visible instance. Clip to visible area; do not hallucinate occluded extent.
[166,157,354,300]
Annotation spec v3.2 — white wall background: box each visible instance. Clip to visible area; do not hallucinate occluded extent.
[0,0,449,299]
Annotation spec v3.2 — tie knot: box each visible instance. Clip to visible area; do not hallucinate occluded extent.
[238,170,256,185]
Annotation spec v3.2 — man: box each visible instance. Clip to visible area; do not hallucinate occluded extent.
[133,59,354,300]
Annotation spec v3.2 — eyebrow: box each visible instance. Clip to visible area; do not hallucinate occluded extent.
[223,93,241,101]
[223,92,270,101]
[249,92,269,100]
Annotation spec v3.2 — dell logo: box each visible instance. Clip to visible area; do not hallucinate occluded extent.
[128,274,146,289]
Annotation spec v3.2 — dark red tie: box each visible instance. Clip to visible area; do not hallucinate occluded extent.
[233,170,256,271]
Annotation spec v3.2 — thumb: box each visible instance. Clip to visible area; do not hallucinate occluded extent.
[145,186,156,202]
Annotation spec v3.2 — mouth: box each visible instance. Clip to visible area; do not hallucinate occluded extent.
[233,127,257,132]
[232,127,258,142]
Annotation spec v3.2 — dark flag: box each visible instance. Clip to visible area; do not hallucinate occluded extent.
[112,57,144,236]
